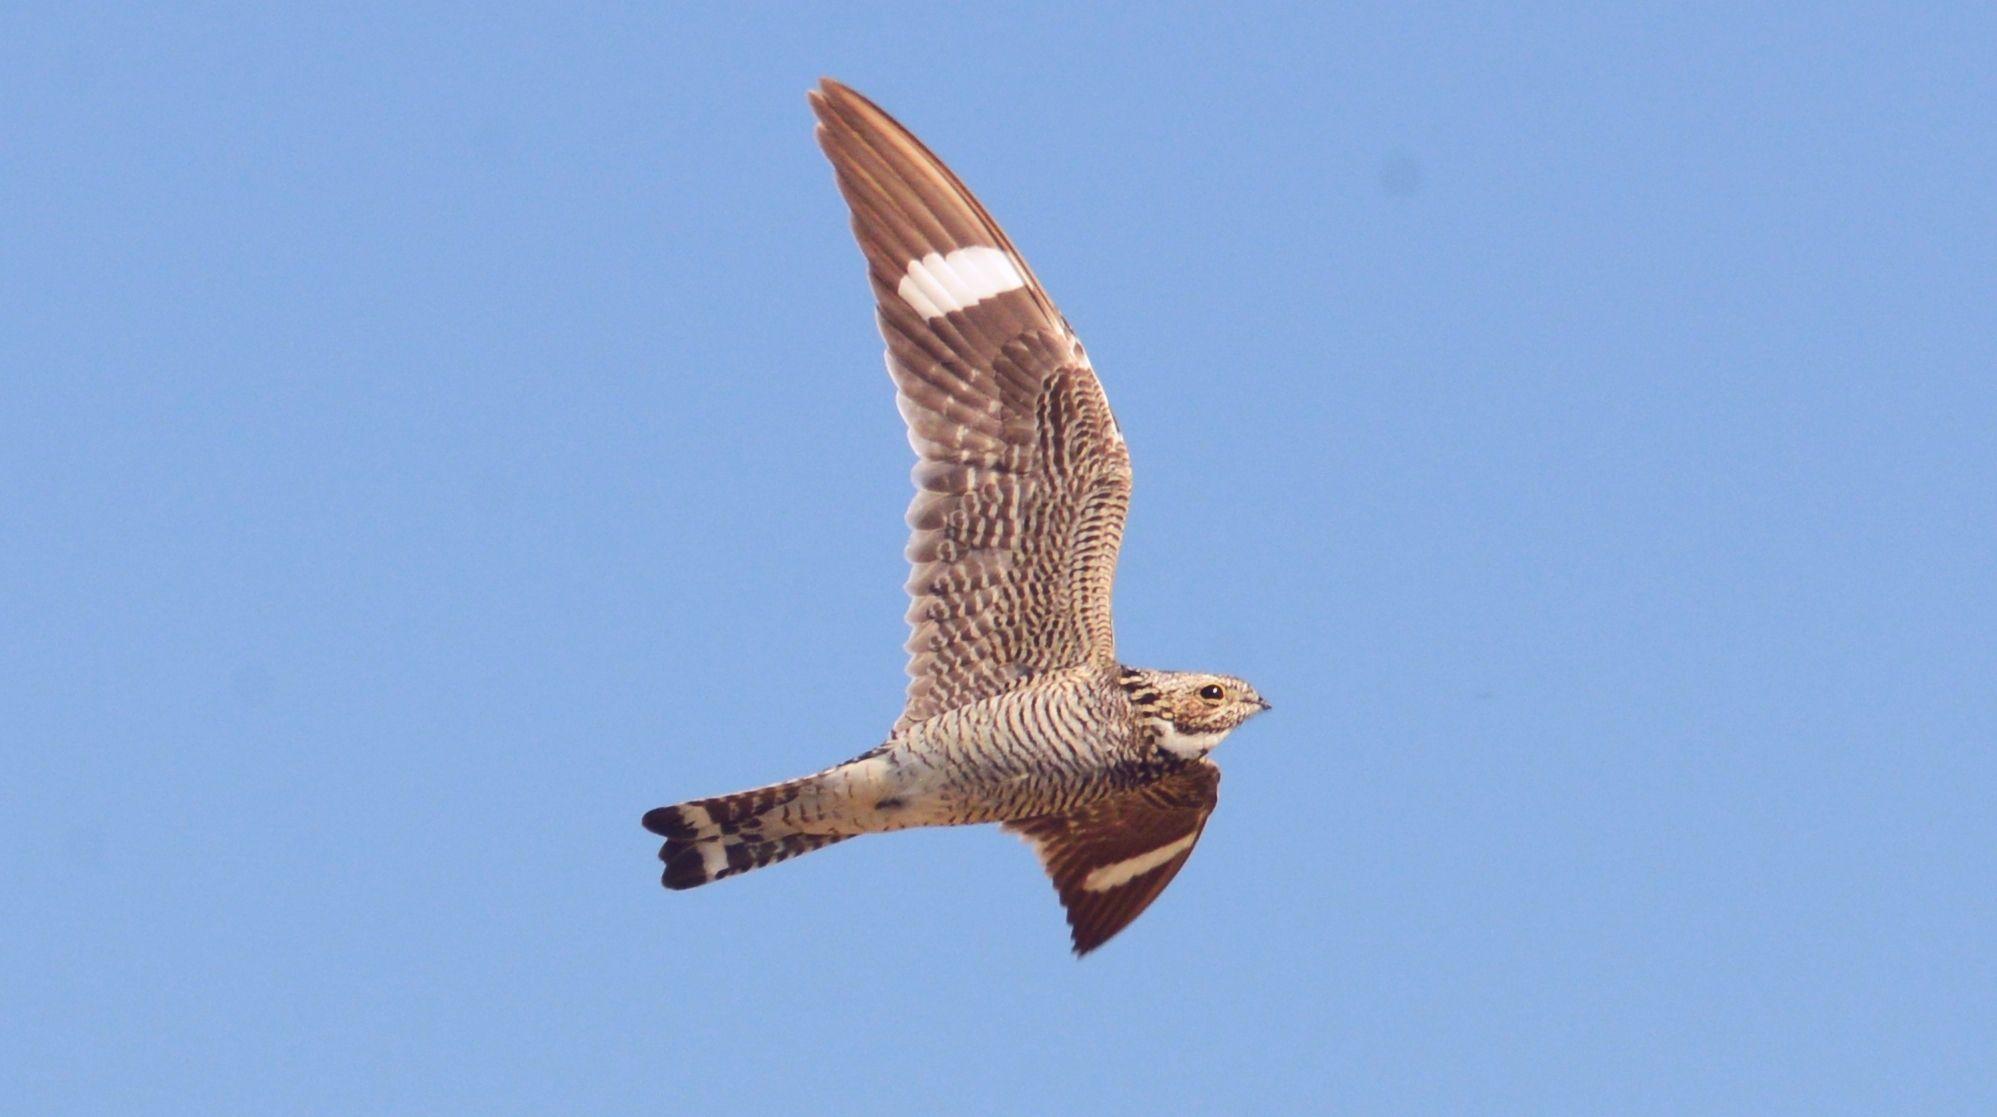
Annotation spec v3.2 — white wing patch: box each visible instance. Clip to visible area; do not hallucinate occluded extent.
[1080,833,1200,892]
[896,246,1027,319]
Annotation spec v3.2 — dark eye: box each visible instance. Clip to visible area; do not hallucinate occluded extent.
[1198,684,1226,701]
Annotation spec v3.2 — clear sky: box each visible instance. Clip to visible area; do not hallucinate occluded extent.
[5,4,1993,1114]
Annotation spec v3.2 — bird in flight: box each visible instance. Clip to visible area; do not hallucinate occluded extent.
[644,79,1270,955]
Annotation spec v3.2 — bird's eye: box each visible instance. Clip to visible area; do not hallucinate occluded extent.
[1198,684,1226,701]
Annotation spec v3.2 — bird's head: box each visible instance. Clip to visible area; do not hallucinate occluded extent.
[1121,669,1271,759]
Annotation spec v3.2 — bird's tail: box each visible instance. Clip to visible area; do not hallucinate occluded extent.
[642,773,855,890]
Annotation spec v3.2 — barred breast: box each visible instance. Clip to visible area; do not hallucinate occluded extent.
[861,667,1151,828]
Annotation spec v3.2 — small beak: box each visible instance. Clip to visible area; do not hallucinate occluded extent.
[1253,696,1272,711]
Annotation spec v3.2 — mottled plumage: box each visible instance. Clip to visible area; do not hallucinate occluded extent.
[643,80,1270,955]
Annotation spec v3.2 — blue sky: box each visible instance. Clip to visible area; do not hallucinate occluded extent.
[5,4,1993,1113]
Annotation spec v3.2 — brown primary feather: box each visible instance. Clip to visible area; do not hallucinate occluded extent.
[809,79,1136,731]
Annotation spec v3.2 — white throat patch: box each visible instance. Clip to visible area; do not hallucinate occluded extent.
[1155,724,1231,760]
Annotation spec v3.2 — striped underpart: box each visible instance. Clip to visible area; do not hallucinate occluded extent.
[878,667,1161,827]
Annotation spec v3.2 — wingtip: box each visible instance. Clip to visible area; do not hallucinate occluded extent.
[1068,912,1109,957]
[808,79,852,132]
[810,77,897,130]
[811,76,859,113]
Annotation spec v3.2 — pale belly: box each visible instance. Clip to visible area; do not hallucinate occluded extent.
[838,685,1143,829]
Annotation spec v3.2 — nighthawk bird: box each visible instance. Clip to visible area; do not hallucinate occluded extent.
[643,79,1270,955]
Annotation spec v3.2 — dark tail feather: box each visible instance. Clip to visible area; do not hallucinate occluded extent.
[642,778,852,890]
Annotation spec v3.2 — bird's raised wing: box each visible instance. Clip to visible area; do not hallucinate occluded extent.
[810,80,1132,730]
[1003,761,1220,955]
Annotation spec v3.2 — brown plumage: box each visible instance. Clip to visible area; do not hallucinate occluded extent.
[643,80,1270,955]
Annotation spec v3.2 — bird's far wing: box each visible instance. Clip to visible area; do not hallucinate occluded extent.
[1003,761,1221,955]
[809,79,1133,731]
